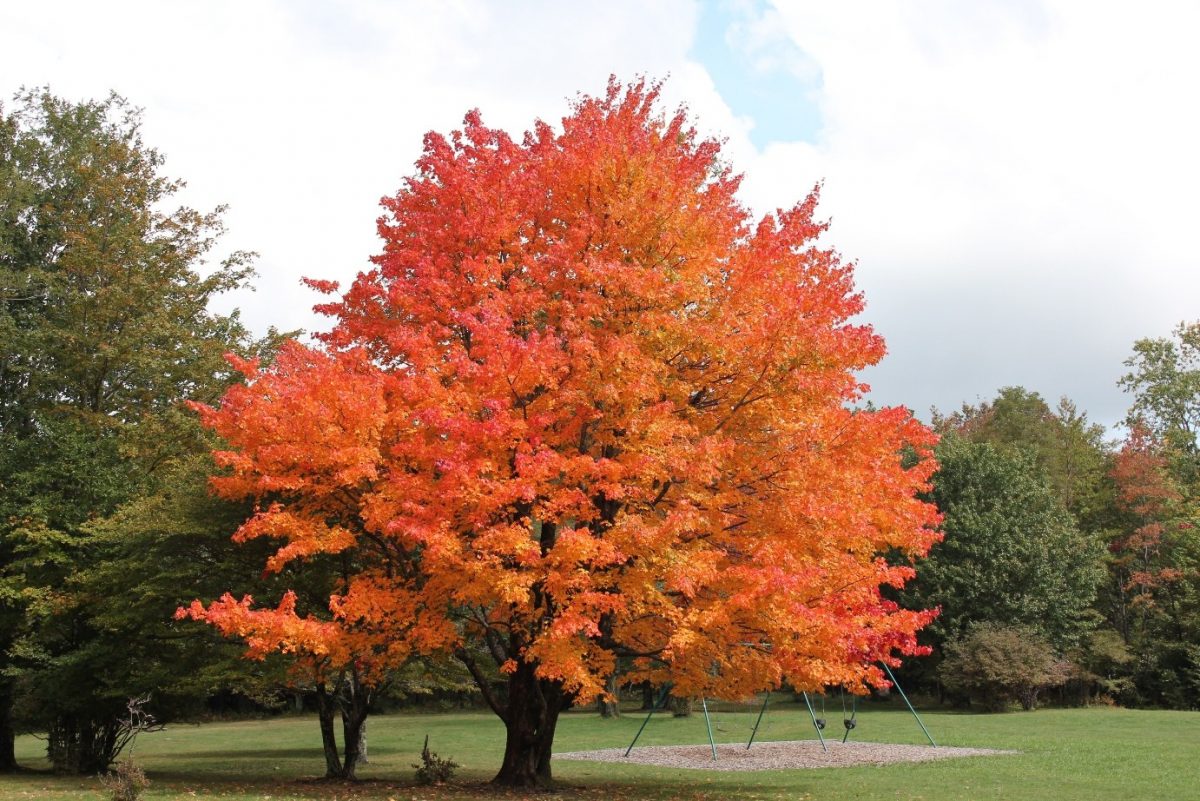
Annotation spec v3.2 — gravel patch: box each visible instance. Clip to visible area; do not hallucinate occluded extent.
[556,740,1017,772]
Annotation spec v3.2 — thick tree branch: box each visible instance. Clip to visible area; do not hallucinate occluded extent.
[455,648,508,723]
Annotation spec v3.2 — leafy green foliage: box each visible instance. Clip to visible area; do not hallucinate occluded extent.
[0,90,257,431]
[908,435,1104,650]
[934,387,1110,526]
[1067,629,1136,705]
[77,456,292,706]
[1120,322,1200,465]
[0,88,272,772]
[939,623,1069,711]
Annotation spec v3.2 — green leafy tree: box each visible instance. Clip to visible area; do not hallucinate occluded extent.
[70,457,290,706]
[0,88,265,772]
[934,387,1110,526]
[908,435,1104,651]
[1066,629,1135,705]
[1120,322,1200,459]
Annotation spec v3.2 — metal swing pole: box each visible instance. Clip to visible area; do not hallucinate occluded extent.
[880,661,937,747]
[624,683,672,757]
[801,692,829,753]
[841,693,857,744]
[700,697,718,760]
[746,692,770,749]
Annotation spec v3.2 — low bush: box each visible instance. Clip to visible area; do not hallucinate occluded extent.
[940,623,1070,711]
[412,734,458,785]
[98,758,150,801]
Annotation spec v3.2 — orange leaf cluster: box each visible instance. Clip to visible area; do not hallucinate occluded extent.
[186,79,940,703]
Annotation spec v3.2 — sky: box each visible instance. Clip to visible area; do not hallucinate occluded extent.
[3,0,1199,431]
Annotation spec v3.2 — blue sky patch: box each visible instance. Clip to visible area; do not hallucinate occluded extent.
[689,0,823,149]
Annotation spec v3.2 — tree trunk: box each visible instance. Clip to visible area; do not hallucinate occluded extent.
[640,681,656,711]
[597,673,620,718]
[46,715,120,774]
[314,686,343,779]
[536,683,569,780]
[338,692,369,780]
[355,718,368,765]
[671,695,693,717]
[313,674,373,780]
[0,683,16,773]
[493,661,567,787]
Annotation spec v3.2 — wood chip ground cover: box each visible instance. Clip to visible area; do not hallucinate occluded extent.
[556,740,1017,771]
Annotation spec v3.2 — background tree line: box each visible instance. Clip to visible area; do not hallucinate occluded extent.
[2,87,1197,775]
[900,366,1200,711]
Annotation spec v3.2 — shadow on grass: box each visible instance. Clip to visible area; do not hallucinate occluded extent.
[164,747,331,760]
[125,775,656,801]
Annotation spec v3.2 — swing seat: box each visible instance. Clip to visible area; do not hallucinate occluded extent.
[814,718,826,730]
[843,719,856,730]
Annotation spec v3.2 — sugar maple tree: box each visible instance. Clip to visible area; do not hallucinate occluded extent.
[185,80,940,787]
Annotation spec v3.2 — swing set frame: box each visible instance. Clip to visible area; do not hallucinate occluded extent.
[623,662,936,761]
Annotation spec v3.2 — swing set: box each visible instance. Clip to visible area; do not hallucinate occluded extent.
[623,662,936,761]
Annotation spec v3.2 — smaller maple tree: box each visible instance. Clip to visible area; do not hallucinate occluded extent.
[183,79,940,787]
[1109,424,1186,606]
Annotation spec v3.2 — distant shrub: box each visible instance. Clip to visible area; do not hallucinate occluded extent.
[99,758,149,801]
[940,623,1070,711]
[413,734,459,785]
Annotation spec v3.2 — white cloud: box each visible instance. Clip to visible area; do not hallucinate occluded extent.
[1,0,720,338]
[744,0,1200,424]
[5,0,1198,427]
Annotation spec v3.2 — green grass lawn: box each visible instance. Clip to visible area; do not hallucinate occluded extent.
[2,701,1196,800]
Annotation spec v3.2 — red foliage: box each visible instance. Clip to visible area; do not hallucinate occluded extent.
[1109,423,1184,599]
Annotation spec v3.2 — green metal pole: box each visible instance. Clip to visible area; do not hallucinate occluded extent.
[624,683,672,757]
[881,662,937,747]
[841,695,856,744]
[701,697,718,760]
[801,692,829,753]
[746,692,770,749]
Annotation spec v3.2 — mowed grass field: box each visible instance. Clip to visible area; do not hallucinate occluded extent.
[2,701,1197,800]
